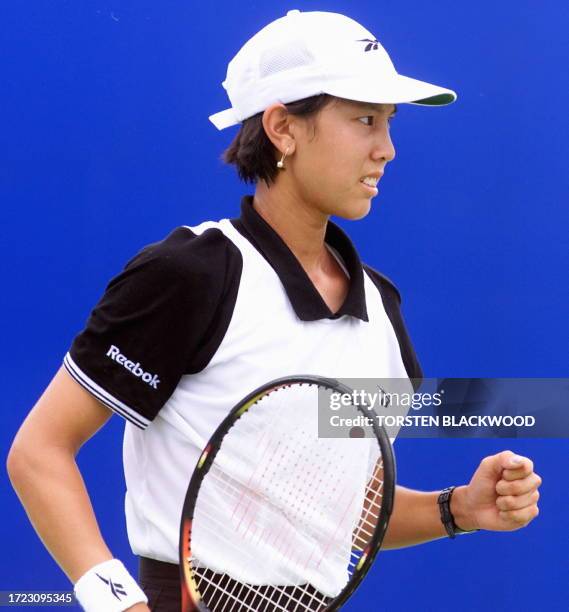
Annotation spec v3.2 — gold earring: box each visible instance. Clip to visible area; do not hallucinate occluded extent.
[277,146,290,169]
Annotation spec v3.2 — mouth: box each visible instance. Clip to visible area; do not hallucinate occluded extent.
[359,175,380,195]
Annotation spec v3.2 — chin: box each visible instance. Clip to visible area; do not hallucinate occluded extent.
[336,199,372,221]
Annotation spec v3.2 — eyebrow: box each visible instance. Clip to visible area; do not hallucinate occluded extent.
[354,102,398,116]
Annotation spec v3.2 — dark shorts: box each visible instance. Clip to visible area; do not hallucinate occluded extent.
[139,557,181,611]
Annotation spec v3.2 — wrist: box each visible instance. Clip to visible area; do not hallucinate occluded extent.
[449,485,478,532]
[74,559,147,612]
[438,486,480,538]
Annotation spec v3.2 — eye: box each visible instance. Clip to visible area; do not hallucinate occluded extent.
[358,115,395,127]
[358,116,374,126]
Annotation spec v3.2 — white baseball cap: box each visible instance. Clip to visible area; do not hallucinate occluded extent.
[209,9,457,130]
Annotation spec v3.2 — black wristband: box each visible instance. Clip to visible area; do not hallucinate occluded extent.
[437,486,479,538]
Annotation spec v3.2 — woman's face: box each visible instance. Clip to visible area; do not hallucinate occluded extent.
[287,99,397,220]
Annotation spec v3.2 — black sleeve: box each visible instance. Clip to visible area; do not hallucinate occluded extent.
[64,226,242,429]
[363,264,424,390]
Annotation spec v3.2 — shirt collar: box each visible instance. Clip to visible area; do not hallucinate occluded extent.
[231,195,368,322]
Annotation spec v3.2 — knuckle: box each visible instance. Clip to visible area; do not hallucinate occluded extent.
[495,479,508,495]
[511,512,527,526]
[498,496,516,510]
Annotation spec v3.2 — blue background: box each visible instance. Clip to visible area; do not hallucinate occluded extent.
[2,1,568,610]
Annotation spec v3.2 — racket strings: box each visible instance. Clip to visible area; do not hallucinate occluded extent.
[195,457,376,569]
[192,539,331,612]
[352,471,384,547]
[203,401,361,539]
[192,539,328,612]
[190,469,352,584]
[190,460,384,610]
[190,486,385,612]
[185,382,389,611]
[193,565,328,612]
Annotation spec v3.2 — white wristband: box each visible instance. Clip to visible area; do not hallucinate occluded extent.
[74,559,148,612]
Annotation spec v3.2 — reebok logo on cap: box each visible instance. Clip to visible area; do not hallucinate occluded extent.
[357,38,380,52]
[106,345,160,389]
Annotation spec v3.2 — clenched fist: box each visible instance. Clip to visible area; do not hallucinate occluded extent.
[451,450,541,532]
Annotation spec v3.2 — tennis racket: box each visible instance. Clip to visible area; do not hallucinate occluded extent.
[179,375,396,611]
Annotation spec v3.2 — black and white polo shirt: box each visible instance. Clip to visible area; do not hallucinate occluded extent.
[64,196,422,563]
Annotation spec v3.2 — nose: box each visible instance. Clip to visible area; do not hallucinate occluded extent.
[371,125,396,164]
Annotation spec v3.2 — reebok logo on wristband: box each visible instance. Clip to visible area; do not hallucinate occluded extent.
[106,345,161,389]
[96,573,127,600]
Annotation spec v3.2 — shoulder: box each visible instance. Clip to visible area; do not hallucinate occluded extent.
[122,225,242,286]
[362,262,423,385]
[362,263,402,304]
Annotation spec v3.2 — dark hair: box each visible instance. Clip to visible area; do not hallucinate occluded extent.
[222,94,335,186]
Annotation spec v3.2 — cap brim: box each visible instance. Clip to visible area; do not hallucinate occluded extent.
[209,107,242,130]
[208,72,456,130]
[324,72,457,106]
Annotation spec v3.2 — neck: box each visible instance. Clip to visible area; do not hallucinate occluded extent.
[253,179,330,274]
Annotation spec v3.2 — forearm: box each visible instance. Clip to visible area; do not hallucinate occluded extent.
[7,444,113,583]
[382,484,473,549]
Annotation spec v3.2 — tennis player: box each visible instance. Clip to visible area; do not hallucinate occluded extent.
[7,10,541,612]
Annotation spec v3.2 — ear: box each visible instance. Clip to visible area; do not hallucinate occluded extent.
[261,103,297,158]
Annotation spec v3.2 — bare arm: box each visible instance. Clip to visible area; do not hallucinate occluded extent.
[382,485,450,549]
[6,366,149,611]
